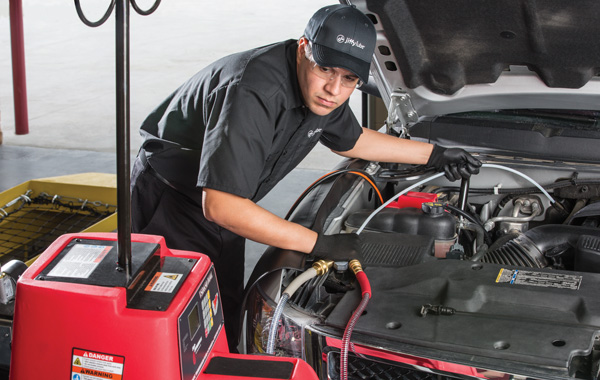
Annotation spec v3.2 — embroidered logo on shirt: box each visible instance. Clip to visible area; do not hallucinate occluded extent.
[308,128,323,138]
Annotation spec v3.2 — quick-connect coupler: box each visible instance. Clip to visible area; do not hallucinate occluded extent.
[348,259,370,297]
[312,259,334,276]
[349,259,363,275]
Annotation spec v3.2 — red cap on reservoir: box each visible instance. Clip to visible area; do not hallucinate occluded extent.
[386,191,438,209]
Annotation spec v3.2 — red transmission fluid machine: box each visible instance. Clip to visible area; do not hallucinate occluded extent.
[10,232,318,380]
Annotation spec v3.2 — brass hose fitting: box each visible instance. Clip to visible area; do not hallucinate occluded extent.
[349,259,363,275]
[312,260,334,276]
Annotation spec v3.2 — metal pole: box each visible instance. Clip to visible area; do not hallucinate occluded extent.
[115,0,132,280]
[9,0,29,135]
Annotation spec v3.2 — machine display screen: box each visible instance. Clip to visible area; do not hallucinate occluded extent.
[188,303,200,338]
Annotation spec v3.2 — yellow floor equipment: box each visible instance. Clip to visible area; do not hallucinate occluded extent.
[0,173,117,266]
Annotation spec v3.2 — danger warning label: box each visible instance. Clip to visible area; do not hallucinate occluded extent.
[72,348,124,380]
[145,272,182,293]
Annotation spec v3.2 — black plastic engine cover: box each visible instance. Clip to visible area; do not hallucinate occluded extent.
[359,231,436,267]
[325,260,600,379]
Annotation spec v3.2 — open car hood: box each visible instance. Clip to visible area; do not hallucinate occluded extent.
[349,0,600,118]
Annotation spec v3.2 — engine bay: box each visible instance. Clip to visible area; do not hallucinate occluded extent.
[250,156,600,380]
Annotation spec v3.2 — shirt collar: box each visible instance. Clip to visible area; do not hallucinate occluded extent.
[285,40,306,111]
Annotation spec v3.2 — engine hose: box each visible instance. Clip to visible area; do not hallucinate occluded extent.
[266,260,333,354]
[266,292,290,355]
[341,261,371,380]
[483,164,555,204]
[445,204,481,226]
[266,268,317,354]
[444,204,493,245]
[341,293,370,380]
[357,164,555,235]
[463,222,489,261]
[285,169,383,220]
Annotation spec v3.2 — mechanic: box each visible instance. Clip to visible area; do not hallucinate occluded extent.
[130,4,481,350]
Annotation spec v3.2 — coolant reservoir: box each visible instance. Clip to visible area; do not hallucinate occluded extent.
[421,202,457,258]
[345,199,457,258]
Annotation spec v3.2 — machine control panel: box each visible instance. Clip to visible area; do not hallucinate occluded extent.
[178,265,223,380]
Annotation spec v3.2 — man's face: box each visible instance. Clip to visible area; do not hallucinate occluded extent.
[296,38,358,116]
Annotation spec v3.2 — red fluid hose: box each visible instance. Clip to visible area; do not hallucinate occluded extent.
[340,261,371,380]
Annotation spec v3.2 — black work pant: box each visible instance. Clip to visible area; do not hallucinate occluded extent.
[130,157,245,352]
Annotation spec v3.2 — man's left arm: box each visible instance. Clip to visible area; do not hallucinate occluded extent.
[333,127,433,164]
[334,127,481,181]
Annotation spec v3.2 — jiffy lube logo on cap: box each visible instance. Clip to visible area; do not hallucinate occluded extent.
[336,34,366,49]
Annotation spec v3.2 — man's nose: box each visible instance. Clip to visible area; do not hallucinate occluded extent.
[324,74,342,95]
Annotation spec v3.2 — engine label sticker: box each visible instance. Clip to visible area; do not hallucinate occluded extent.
[145,272,182,293]
[48,244,112,278]
[496,268,582,290]
[71,348,124,380]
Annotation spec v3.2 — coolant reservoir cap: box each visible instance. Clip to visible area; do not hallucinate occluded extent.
[422,202,445,216]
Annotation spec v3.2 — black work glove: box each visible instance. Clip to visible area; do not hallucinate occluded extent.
[426,144,482,181]
[310,233,363,263]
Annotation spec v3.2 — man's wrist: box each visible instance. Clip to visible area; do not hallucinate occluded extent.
[426,144,445,168]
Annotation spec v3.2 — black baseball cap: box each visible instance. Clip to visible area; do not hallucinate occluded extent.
[304,4,376,83]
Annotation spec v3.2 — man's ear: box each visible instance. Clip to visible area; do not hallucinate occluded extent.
[297,37,307,65]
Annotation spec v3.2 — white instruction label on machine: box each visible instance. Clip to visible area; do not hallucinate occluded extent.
[48,244,112,278]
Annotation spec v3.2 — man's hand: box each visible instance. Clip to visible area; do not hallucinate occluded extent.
[310,233,363,262]
[426,145,481,181]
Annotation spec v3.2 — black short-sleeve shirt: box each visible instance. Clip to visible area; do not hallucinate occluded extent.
[140,39,362,202]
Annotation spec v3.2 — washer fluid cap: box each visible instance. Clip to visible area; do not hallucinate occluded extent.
[422,202,445,216]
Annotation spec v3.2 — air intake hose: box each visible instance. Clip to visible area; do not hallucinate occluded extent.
[483,225,600,268]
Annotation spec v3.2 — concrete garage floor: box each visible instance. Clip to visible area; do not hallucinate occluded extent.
[0,1,361,284]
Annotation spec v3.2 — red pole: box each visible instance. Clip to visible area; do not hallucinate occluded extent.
[9,0,29,135]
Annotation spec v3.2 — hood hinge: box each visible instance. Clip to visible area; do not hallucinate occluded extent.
[385,90,419,138]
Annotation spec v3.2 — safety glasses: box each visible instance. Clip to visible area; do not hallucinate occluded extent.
[304,43,362,88]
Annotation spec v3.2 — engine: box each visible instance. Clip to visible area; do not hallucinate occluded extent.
[246,160,600,380]
[342,188,600,274]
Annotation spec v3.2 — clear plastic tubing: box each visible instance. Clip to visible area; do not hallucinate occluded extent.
[356,163,555,235]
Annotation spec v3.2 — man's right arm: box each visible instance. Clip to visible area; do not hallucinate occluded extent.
[202,188,318,254]
[202,188,363,262]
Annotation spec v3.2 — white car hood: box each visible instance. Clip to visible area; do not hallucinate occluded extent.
[348,0,600,118]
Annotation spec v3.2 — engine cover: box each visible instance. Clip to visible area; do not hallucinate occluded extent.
[325,260,600,379]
